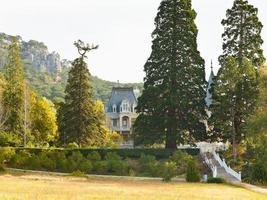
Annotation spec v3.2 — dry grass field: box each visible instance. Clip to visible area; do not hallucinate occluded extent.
[0,174,266,200]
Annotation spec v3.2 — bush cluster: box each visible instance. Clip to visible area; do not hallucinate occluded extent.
[207,177,225,184]
[1,147,201,182]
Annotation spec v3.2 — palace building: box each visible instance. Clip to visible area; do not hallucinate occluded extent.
[105,87,139,147]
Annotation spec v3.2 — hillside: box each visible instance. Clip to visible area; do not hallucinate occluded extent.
[0,33,143,103]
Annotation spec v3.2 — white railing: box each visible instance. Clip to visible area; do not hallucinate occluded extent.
[213,151,241,182]
[202,153,217,178]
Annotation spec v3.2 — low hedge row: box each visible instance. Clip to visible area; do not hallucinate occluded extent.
[0,147,201,182]
[13,147,200,159]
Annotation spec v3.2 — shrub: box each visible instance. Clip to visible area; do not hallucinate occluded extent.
[161,161,177,182]
[107,160,128,175]
[186,160,200,182]
[26,154,41,170]
[9,150,31,168]
[70,170,86,177]
[139,154,156,171]
[207,177,225,184]
[93,161,109,174]
[104,152,121,161]
[251,161,267,183]
[0,165,5,172]
[169,151,192,175]
[87,151,101,161]
[79,160,93,173]
[126,159,140,174]
[139,154,160,177]
[38,152,57,171]
[0,147,15,164]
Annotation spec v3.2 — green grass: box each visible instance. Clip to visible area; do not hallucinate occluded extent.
[0,173,266,200]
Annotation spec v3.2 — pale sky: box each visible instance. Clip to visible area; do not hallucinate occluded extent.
[1,0,266,82]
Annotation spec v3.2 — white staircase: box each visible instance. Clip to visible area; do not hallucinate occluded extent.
[202,151,241,182]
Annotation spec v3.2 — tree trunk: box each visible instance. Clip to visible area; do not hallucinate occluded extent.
[165,130,177,149]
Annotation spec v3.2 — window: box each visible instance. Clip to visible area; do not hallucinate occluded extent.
[113,119,117,127]
[113,105,116,113]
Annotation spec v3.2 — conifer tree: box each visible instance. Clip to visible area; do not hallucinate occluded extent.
[220,0,265,67]
[210,0,265,161]
[134,0,207,149]
[3,37,25,141]
[58,40,98,146]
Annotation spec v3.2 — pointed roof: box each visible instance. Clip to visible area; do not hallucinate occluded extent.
[106,87,137,113]
[205,60,215,107]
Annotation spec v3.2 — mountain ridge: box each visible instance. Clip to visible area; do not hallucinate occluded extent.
[0,32,143,103]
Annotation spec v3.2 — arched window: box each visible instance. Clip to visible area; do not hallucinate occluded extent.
[121,100,130,112]
[113,105,116,113]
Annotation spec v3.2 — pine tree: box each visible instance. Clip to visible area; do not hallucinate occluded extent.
[134,0,207,149]
[210,0,265,162]
[220,0,265,67]
[58,40,98,146]
[3,37,25,142]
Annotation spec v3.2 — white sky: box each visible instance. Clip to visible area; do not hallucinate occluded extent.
[1,0,266,82]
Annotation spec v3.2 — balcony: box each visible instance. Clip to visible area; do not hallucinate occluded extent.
[111,126,131,132]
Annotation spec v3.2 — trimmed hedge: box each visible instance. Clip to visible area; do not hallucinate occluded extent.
[13,147,200,160]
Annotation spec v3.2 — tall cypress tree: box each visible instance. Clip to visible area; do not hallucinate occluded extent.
[134,0,207,149]
[59,40,98,146]
[3,37,25,141]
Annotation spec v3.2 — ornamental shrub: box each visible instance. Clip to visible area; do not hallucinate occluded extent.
[169,151,192,175]
[186,160,200,182]
[161,161,177,182]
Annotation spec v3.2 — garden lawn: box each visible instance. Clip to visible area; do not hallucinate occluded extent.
[0,174,266,200]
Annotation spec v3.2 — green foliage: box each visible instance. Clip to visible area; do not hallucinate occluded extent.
[30,97,58,145]
[0,147,15,164]
[207,177,225,184]
[9,150,31,168]
[93,161,109,174]
[139,154,160,177]
[220,0,265,67]
[251,161,267,184]
[0,132,21,147]
[161,161,177,182]
[186,160,200,182]
[58,44,100,147]
[67,151,92,173]
[3,37,25,140]
[134,0,207,149]
[87,151,101,161]
[169,151,193,175]
[15,148,200,160]
[210,57,257,161]
[70,170,86,177]
[104,152,121,161]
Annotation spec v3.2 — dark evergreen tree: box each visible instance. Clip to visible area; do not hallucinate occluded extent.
[210,0,265,161]
[3,37,25,142]
[58,40,98,146]
[220,0,265,67]
[210,57,257,161]
[134,0,207,149]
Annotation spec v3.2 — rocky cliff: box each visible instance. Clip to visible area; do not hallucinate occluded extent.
[0,33,70,76]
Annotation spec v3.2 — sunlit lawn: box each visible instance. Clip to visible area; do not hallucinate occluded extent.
[0,173,266,200]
